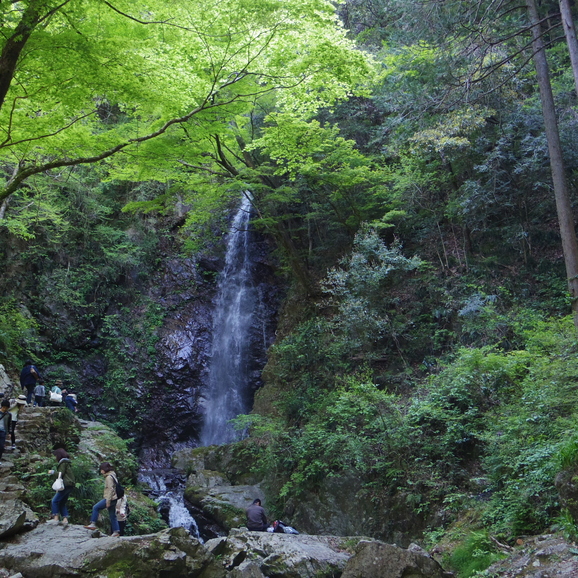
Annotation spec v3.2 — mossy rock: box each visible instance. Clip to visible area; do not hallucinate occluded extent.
[173,443,262,486]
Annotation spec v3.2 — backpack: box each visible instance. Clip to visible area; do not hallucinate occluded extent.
[111,474,125,499]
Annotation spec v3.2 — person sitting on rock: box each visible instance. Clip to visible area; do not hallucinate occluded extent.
[0,399,11,464]
[246,498,269,532]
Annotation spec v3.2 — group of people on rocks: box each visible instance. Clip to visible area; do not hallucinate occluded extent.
[19,360,78,411]
[49,451,128,537]
[2,360,126,535]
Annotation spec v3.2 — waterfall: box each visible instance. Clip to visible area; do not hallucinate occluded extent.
[138,470,202,541]
[200,194,256,446]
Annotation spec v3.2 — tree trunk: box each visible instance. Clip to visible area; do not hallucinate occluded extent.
[559,0,578,96]
[527,0,578,327]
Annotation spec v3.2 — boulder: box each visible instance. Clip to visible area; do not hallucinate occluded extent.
[184,467,265,532]
[0,462,38,538]
[341,540,447,578]
[483,533,578,577]
[0,500,27,539]
[0,524,215,578]
[0,364,12,398]
[205,529,357,578]
[0,522,451,578]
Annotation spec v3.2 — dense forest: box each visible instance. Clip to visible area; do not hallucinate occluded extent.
[3,0,578,575]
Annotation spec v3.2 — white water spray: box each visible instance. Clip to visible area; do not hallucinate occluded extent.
[138,470,201,540]
[200,194,256,446]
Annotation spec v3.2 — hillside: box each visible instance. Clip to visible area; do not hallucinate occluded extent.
[3,1,578,576]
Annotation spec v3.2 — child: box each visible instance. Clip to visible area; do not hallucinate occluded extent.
[116,494,129,535]
[34,382,46,407]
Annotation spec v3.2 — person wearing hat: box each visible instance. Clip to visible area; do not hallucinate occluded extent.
[64,392,78,413]
[8,395,27,450]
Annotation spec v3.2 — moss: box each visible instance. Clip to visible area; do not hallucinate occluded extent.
[201,500,244,530]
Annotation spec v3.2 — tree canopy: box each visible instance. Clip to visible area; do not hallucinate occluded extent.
[0,0,372,205]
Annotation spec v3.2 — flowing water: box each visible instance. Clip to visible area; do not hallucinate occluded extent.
[140,195,258,537]
[139,470,201,541]
[200,194,256,446]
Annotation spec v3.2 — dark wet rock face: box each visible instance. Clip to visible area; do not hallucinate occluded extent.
[138,230,281,467]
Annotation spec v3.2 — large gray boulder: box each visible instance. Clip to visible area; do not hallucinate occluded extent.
[183,464,265,531]
[205,529,356,578]
[0,522,451,578]
[0,460,38,539]
[341,540,448,578]
[0,524,216,578]
[0,364,12,398]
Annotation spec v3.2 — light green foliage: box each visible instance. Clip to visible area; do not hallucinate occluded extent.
[410,107,493,156]
[0,0,373,202]
[447,530,505,578]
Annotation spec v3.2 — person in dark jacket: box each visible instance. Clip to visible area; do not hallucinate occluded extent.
[49,448,75,524]
[20,360,42,405]
[246,498,268,531]
[64,392,78,413]
[0,400,11,464]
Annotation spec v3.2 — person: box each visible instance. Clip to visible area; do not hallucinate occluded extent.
[20,360,42,405]
[48,448,75,524]
[8,395,26,450]
[34,382,46,407]
[64,392,78,413]
[0,399,11,464]
[84,462,121,537]
[48,381,64,406]
[116,494,128,536]
[246,498,268,532]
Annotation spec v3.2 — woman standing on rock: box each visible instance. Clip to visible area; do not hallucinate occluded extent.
[8,395,27,451]
[49,448,75,524]
[84,462,120,537]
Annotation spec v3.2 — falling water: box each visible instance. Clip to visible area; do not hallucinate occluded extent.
[139,470,201,541]
[200,194,256,446]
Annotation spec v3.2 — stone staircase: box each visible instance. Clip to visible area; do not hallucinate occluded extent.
[0,404,84,538]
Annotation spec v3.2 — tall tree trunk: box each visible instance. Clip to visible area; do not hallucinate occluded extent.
[559,0,578,96]
[527,0,578,327]
[0,1,44,111]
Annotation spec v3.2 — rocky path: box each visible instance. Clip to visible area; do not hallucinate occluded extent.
[0,404,47,539]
